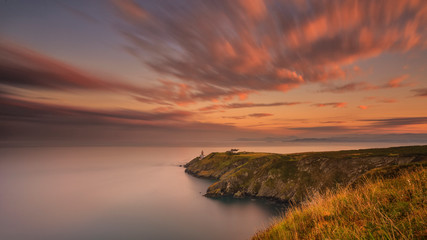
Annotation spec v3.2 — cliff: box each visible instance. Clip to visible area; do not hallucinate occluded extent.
[184,145,427,202]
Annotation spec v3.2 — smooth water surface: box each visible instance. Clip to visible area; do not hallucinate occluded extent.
[0,143,415,240]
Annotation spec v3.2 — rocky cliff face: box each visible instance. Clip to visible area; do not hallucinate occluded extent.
[185,146,427,202]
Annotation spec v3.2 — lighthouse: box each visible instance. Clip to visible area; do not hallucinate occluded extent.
[199,150,205,159]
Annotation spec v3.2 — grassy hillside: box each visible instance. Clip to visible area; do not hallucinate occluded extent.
[252,166,426,240]
[184,151,275,179]
[185,145,427,202]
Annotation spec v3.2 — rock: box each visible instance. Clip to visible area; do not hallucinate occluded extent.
[234,191,244,198]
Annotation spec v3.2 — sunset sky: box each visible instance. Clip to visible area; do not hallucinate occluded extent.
[1,0,427,146]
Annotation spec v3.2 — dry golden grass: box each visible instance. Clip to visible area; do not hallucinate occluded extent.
[252,167,427,240]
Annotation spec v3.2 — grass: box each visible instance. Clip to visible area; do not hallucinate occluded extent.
[185,151,275,178]
[252,167,427,240]
[292,145,427,159]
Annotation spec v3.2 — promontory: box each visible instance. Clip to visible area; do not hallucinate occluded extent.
[184,145,427,202]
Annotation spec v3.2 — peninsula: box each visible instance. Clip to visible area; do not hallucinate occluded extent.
[185,145,427,202]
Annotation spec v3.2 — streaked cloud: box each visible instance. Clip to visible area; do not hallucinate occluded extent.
[237,134,427,143]
[364,96,397,103]
[411,88,427,97]
[289,126,351,132]
[116,0,427,100]
[312,102,347,108]
[222,112,273,120]
[320,74,411,93]
[320,82,377,93]
[113,0,149,21]
[0,43,253,106]
[0,94,263,146]
[386,75,411,88]
[0,95,193,127]
[55,0,100,24]
[0,43,114,91]
[248,113,273,118]
[361,117,427,127]
[199,101,303,112]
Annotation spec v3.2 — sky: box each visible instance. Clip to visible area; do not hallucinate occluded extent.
[1,0,427,146]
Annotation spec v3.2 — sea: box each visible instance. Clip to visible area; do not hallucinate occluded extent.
[0,143,420,240]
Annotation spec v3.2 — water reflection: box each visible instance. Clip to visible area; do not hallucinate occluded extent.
[208,196,288,216]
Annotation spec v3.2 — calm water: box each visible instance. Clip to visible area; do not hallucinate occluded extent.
[0,143,417,240]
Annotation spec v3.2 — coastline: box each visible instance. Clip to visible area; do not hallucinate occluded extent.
[184,145,427,203]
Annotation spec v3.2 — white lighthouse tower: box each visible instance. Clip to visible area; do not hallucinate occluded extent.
[199,150,205,159]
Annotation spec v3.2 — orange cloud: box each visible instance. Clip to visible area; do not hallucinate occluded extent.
[275,83,300,92]
[358,105,368,110]
[276,68,304,82]
[232,39,271,74]
[115,0,427,100]
[238,92,248,101]
[214,40,237,60]
[238,0,266,19]
[6,0,425,110]
[386,74,410,88]
[282,0,426,67]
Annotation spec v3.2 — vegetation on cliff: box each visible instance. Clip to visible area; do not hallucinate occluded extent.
[252,166,426,240]
[184,145,427,202]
